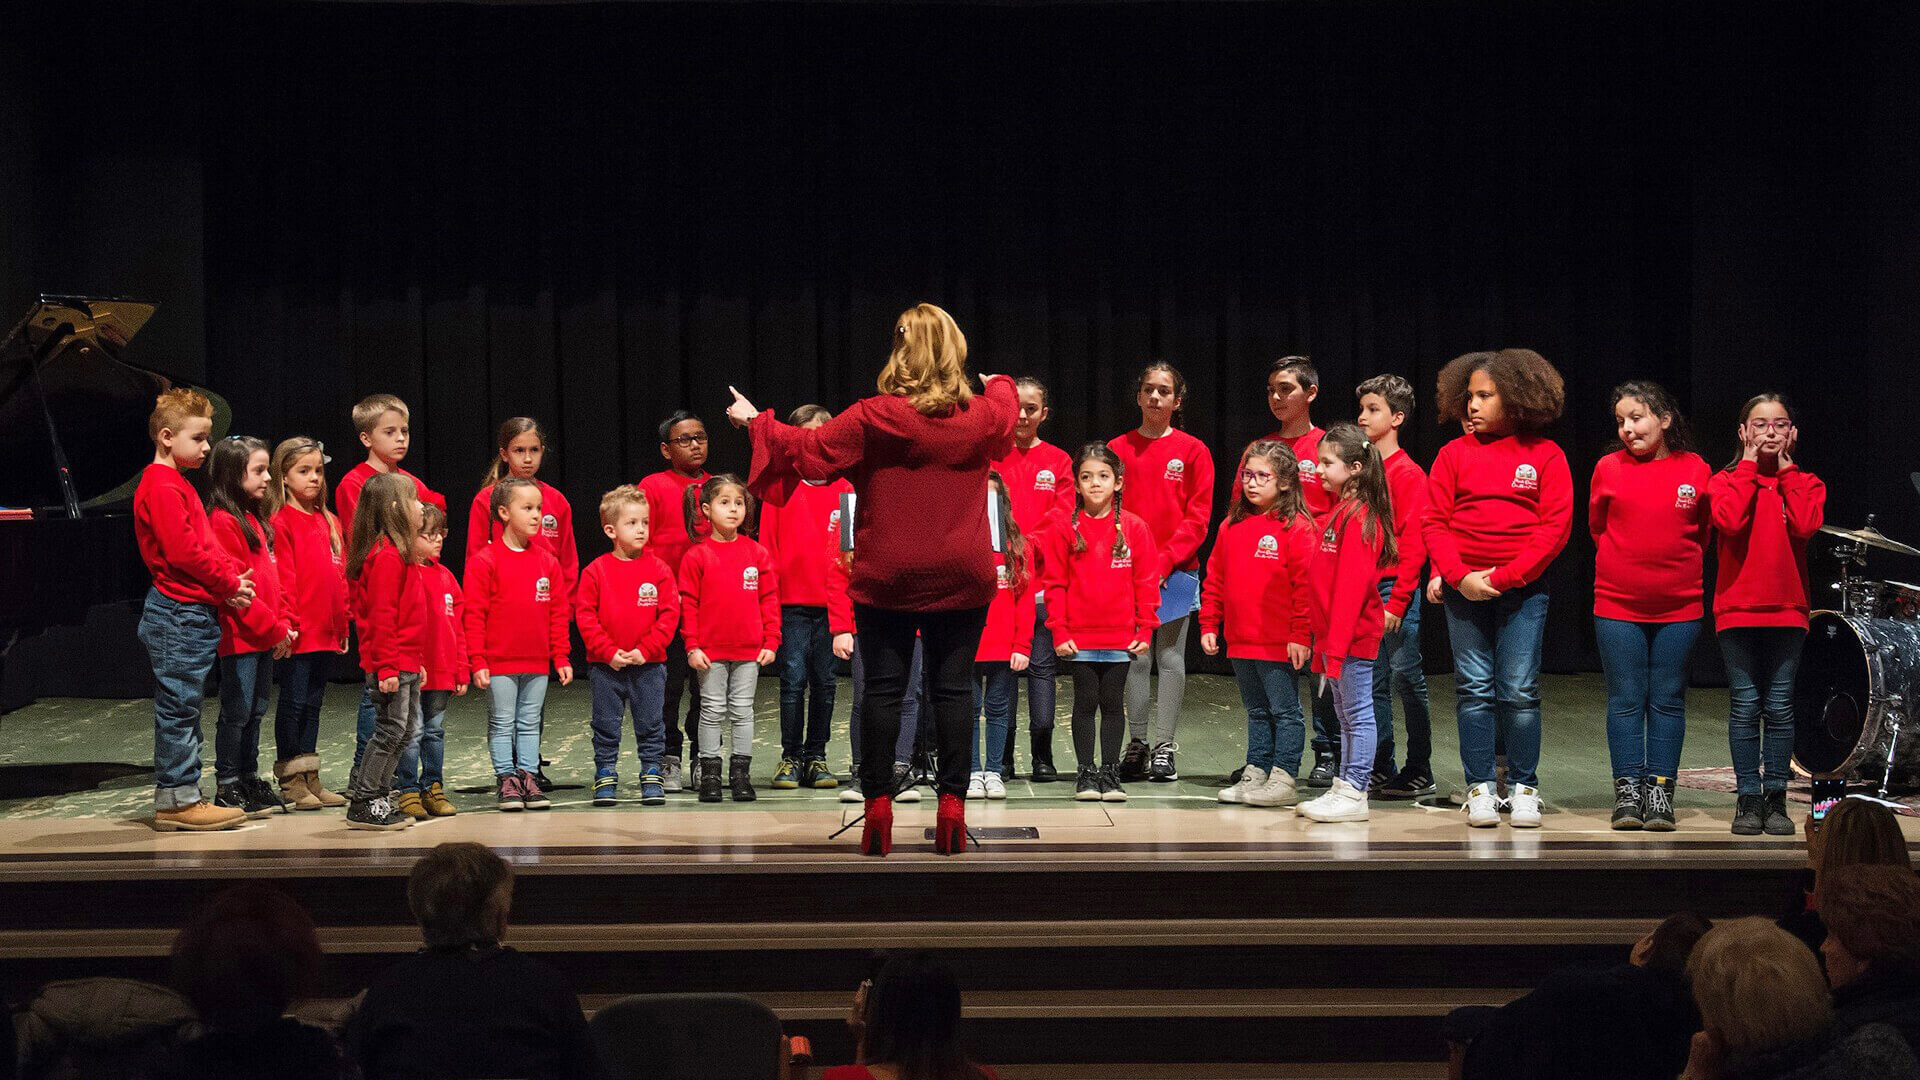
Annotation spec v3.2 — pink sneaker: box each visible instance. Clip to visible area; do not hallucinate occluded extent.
[497,773,525,812]
[519,769,551,810]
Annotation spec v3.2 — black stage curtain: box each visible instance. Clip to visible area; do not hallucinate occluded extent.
[12,0,1920,679]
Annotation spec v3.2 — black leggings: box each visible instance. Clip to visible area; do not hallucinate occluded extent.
[854,604,991,799]
[1070,660,1129,768]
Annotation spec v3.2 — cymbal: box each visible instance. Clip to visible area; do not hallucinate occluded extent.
[1820,524,1920,558]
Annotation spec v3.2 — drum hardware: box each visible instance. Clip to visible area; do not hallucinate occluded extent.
[1876,694,1905,800]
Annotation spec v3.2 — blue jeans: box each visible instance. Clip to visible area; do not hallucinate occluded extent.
[274,651,332,760]
[395,689,451,792]
[1442,580,1550,788]
[137,589,222,810]
[778,606,836,761]
[1231,658,1306,775]
[353,684,377,770]
[487,674,548,776]
[1020,599,1058,735]
[1372,581,1431,774]
[1718,627,1803,796]
[850,636,922,767]
[589,662,667,768]
[1332,658,1379,790]
[971,663,1017,772]
[215,651,273,784]
[1595,617,1701,780]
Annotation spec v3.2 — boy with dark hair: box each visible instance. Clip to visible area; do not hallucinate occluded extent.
[638,410,712,791]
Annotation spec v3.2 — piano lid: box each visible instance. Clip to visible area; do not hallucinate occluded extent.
[0,295,225,513]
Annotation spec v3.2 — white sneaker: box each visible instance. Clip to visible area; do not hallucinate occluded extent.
[983,772,1007,800]
[1219,766,1267,804]
[1245,769,1299,808]
[1301,778,1370,822]
[966,772,987,800]
[1507,784,1542,828]
[1464,781,1501,827]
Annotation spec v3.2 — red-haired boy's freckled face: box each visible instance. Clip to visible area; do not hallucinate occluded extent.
[360,410,410,464]
[166,416,215,469]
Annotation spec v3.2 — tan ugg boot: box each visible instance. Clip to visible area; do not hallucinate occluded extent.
[305,755,347,808]
[275,756,324,811]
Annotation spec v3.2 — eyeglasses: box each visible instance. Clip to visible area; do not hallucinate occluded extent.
[1240,469,1278,486]
[1746,419,1793,432]
[667,434,709,447]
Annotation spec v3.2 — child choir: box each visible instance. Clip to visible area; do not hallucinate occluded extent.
[129,346,1822,835]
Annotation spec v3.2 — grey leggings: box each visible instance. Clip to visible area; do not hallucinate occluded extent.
[698,661,759,759]
[1126,614,1190,745]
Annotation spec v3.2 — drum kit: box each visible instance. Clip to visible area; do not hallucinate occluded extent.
[1794,516,1920,795]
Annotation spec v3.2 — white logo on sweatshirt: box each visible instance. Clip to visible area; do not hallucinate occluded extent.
[444,592,455,618]
[1512,463,1539,492]
[996,564,1009,589]
[1256,534,1280,561]
[535,576,552,603]
[638,583,659,607]
[1164,458,1186,482]
[1110,552,1132,570]
[1320,526,1340,554]
[1298,457,1318,482]
[1675,483,1699,510]
[1034,469,1057,493]
[541,513,559,538]
[743,566,760,591]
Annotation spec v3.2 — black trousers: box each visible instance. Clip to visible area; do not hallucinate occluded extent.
[1070,660,1129,767]
[661,632,702,759]
[854,603,990,799]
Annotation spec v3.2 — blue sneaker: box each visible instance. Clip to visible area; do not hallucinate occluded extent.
[593,766,619,807]
[639,762,666,806]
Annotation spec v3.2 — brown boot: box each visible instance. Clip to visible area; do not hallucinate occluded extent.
[275,756,324,811]
[305,755,347,808]
[422,782,458,817]
[395,790,429,821]
[153,801,247,832]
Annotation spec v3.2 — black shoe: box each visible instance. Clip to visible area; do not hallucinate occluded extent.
[345,795,410,831]
[1377,765,1436,799]
[1147,742,1179,782]
[242,776,290,814]
[530,769,555,794]
[1368,765,1394,792]
[1306,751,1337,789]
[1117,738,1150,782]
[1030,733,1058,783]
[1611,776,1644,830]
[697,758,724,804]
[1731,793,1764,835]
[1074,765,1102,802]
[1762,790,1795,836]
[729,755,757,802]
[800,759,839,789]
[216,781,276,818]
[1098,764,1127,802]
[1643,775,1677,832]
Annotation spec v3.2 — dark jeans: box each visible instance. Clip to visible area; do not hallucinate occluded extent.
[1442,580,1550,788]
[1306,670,1340,756]
[849,636,923,767]
[395,689,451,792]
[1000,598,1058,773]
[971,662,1017,772]
[1231,657,1305,775]
[853,604,989,799]
[274,650,332,760]
[1372,580,1431,773]
[1718,626,1803,796]
[1595,617,1701,780]
[778,606,836,761]
[136,588,222,810]
[662,631,702,759]
[589,662,668,768]
[215,651,273,783]
[1070,660,1130,767]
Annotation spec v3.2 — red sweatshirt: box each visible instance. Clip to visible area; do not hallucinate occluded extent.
[1421,433,1573,592]
[1107,429,1215,580]
[209,512,296,656]
[353,540,428,681]
[637,469,711,574]
[466,480,579,598]
[336,462,446,543]
[677,536,782,662]
[747,376,1017,612]
[576,550,681,664]
[1380,448,1430,618]
[1709,461,1827,630]
[1590,450,1713,623]
[134,463,245,607]
[420,561,470,692]
[271,504,350,654]
[1310,503,1389,677]
[1198,512,1315,662]
[1039,509,1161,651]
[462,541,572,676]
[759,477,855,609]
[976,548,1038,663]
[993,439,1075,580]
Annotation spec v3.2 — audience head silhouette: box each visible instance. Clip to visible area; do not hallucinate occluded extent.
[861,952,989,1080]
[409,841,513,947]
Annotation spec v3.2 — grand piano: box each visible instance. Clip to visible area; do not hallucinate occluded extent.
[0,296,226,713]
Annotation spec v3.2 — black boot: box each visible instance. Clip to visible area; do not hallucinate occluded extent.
[1762,789,1795,836]
[729,755,757,802]
[1030,730,1058,783]
[1731,793,1764,835]
[1306,750,1337,789]
[1611,777,1644,830]
[1643,775,1677,832]
[697,757,723,804]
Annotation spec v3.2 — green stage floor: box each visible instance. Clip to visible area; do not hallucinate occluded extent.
[0,673,1743,821]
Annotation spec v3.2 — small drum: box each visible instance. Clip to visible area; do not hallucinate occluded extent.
[1793,611,1920,790]
[1839,579,1920,620]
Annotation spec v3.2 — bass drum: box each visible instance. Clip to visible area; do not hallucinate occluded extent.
[1793,611,1920,790]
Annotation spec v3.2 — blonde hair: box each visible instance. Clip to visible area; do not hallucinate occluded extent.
[352,393,410,435]
[1810,796,1913,888]
[877,303,972,415]
[599,484,648,527]
[1687,918,1831,1058]
[149,387,212,441]
[266,437,342,557]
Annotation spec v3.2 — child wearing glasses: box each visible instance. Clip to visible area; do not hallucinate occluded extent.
[638,410,713,793]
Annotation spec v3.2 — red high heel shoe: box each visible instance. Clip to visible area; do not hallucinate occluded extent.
[934,793,967,855]
[861,796,893,857]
